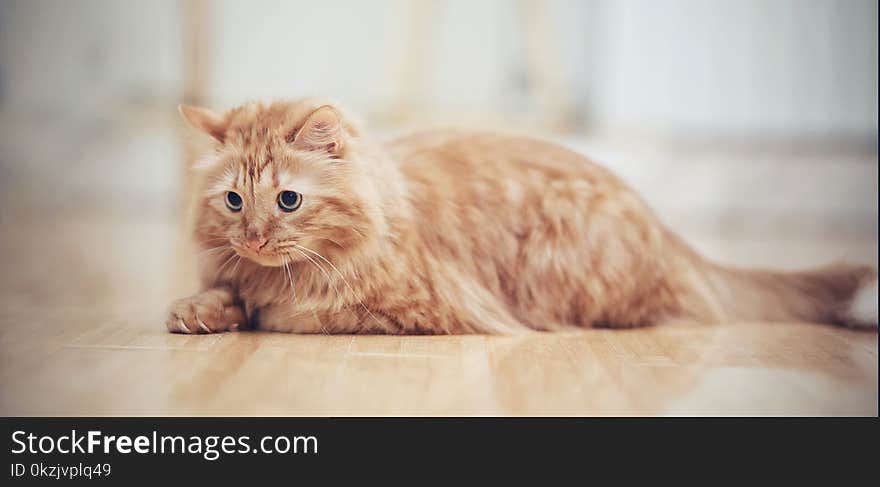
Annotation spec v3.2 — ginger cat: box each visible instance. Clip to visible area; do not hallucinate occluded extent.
[167,98,878,334]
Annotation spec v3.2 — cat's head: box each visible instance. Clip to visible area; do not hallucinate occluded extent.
[180,99,386,268]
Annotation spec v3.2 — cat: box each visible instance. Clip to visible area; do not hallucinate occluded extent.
[166,98,878,335]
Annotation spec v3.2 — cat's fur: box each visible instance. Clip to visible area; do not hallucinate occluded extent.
[167,98,878,335]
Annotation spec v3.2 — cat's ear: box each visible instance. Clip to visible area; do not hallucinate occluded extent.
[290,105,343,155]
[178,104,227,143]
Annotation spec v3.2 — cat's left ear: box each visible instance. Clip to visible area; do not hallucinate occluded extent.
[178,104,228,143]
[291,105,344,156]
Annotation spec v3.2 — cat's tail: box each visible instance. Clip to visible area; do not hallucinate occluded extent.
[667,232,878,328]
[701,261,878,328]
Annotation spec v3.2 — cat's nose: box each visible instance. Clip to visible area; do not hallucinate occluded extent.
[245,236,268,252]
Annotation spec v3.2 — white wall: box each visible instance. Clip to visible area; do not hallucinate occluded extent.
[1,0,876,140]
[202,0,879,139]
[205,0,400,110]
[586,0,879,138]
[0,0,875,235]
[0,0,183,116]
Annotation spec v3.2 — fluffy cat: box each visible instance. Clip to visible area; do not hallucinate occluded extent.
[167,98,878,335]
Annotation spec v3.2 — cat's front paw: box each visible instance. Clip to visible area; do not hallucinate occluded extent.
[165,290,246,334]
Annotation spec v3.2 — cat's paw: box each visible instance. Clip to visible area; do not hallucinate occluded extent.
[165,290,246,334]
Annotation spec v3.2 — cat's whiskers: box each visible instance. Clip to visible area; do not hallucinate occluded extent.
[286,250,330,335]
[195,245,231,259]
[293,243,383,332]
[281,254,297,302]
[291,248,341,303]
[197,235,233,246]
[215,251,239,276]
[229,254,242,275]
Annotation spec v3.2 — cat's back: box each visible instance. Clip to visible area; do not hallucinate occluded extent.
[385,128,652,253]
[387,129,626,193]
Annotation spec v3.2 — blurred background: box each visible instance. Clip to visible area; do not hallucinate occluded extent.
[0,0,877,304]
[0,0,877,417]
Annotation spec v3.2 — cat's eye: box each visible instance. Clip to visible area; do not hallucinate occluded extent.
[225,191,243,212]
[278,191,302,212]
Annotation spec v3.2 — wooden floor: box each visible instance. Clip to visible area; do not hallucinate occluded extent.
[0,212,876,416]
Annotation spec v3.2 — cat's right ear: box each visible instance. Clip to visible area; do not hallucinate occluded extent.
[178,105,227,143]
